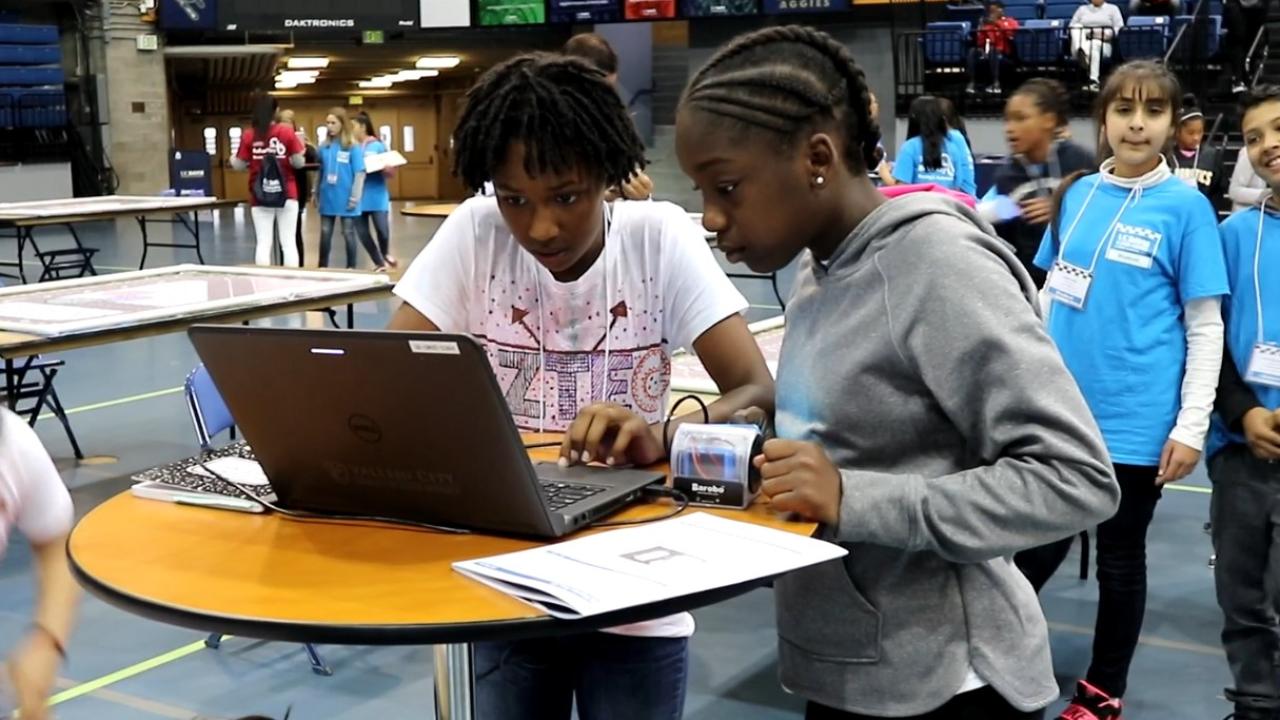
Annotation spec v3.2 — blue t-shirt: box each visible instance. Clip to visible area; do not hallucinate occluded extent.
[360,138,392,214]
[892,129,975,195]
[1208,205,1280,459]
[1034,174,1229,465]
[317,141,365,218]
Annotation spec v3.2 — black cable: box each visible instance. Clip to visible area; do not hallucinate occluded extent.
[522,440,562,449]
[592,487,690,528]
[662,394,711,459]
[194,461,470,535]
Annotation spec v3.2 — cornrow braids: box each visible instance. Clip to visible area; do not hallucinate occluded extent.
[682,25,880,172]
[452,52,646,192]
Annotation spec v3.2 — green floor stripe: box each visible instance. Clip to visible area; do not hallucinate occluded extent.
[48,638,214,706]
[37,386,182,421]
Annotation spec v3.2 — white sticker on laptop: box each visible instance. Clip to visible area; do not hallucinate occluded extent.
[410,340,460,355]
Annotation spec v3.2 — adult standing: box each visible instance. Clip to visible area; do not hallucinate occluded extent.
[230,95,305,267]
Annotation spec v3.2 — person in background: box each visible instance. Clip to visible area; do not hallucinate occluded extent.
[1172,93,1226,206]
[888,95,976,194]
[0,407,78,720]
[1230,144,1270,211]
[352,112,398,268]
[940,96,974,152]
[1070,0,1125,93]
[278,109,318,267]
[1225,0,1272,94]
[315,107,384,270]
[1205,83,1280,720]
[967,0,1019,96]
[868,90,890,184]
[563,32,655,202]
[1129,0,1180,16]
[231,94,305,267]
[984,78,1094,288]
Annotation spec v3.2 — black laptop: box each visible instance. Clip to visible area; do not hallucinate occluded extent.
[187,325,666,538]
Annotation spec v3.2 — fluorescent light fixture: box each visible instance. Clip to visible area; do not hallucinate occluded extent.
[274,81,298,89]
[287,56,330,69]
[359,79,393,88]
[415,56,461,69]
[276,70,319,80]
[391,69,440,81]
[275,75,316,85]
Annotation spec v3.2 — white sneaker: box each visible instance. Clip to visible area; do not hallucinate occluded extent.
[1233,81,1248,94]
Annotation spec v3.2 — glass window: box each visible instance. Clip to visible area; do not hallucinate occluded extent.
[202,127,217,156]
[379,125,392,148]
[316,125,329,144]
[228,127,242,157]
[402,125,415,153]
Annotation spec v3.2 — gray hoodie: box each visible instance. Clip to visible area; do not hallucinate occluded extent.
[772,193,1119,715]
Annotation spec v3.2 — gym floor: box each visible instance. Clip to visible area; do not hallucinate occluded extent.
[0,204,1230,719]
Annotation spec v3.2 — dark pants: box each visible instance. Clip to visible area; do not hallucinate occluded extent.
[1225,1,1269,83]
[474,634,688,720]
[295,206,306,267]
[806,687,1044,719]
[966,48,1004,88]
[1210,445,1280,712]
[362,210,392,260]
[1015,463,1161,698]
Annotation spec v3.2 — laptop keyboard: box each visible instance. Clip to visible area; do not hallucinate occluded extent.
[539,481,607,512]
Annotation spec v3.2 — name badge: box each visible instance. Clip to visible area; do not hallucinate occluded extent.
[1105,230,1156,270]
[1246,343,1280,388]
[337,151,350,165]
[326,173,338,185]
[1046,260,1093,310]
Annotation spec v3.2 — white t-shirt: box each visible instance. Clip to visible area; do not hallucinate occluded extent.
[395,196,748,638]
[0,408,74,557]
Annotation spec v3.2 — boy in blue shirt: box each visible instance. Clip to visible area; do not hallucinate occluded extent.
[1208,84,1280,720]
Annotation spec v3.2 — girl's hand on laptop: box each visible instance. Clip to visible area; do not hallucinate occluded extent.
[754,439,841,526]
[560,403,664,468]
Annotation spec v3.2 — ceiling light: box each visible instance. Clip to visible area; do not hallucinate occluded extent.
[415,56,461,70]
[287,57,330,69]
[274,81,298,89]
[276,75,316,85]
[359,79,393,88]
[276,70,319,80]
[391,69,440,81]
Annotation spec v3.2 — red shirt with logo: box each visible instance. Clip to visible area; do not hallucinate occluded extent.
[237,123,304,206]
[977,16,1020,55]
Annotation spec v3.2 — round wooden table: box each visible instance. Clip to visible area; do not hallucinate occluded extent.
[400,202,461,218]
[68,446,816,719]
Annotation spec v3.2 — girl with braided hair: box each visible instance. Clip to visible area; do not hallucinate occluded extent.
[676,25,1119,719]
[389,52,774,719]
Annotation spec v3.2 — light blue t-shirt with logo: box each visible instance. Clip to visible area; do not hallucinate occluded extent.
[317,141,365,218]
[1208,205,1280,459]
[360,138,392,214]
[892,129,976,195]
[1034,174,1228,465]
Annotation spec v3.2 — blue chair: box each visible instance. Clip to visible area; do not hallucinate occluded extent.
[1016,19,1069,64]
[1006,3,1041,20]
[921,21,972,67]
[1043,3,1079,20]
[1117,16,1170,58]
[185,364,333,677]
[946,4,986,25]
[1169,13,1222,60]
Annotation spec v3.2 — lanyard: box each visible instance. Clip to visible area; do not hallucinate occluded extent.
[1056,177,1141,274]
[1252,192,1276,345]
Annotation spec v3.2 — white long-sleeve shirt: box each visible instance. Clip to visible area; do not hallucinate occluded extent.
[1071,2,1124,31]
[1230,145,1269,212]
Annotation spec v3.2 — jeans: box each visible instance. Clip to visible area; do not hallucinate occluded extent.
[1020,463,1160,698]
[250,201,299,267]
[966,48,1003,88]
[806,686,1045,719]
[474,633,689,720]
[1210,445,1280,709]
[363,210,392,259]
[318,215,361,269]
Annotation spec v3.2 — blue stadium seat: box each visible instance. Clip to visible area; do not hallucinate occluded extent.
[1016,19,1069,64]
[1007,4,1042,20]
[0,45,59,64]
[1127,13,1170,25]
[1043,3,1079,20]
[0,24,58,44]
[0,66,64,85]
[1170,13,1222,59]
[946,4,987,25]
[921,21,972,66]
[1116,20,1170,58]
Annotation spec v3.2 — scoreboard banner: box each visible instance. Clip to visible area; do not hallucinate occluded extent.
[548,0,620,23]
[217,0,418,31]
[624,0,676,19]
[680,0,759,16]
[476,0,547,25]
[761,0,849,12]
[420,0,471,26]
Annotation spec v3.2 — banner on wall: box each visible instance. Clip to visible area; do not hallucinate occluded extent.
[680,0,758,15]
[218,0,418,31]
[761,0,848,12]
[548,0,620,23]
[624,0,676,18]
[420,0,471,26]
[476,0,546,24]
[159,0,219,30]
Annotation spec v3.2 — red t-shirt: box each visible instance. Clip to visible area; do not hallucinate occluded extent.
[237,123,304,206]
[625,0,675,18]
[977,16,1020,55]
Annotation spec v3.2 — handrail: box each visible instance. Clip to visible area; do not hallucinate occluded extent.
[1246,23,1268,88]
[1163,0,1208,64]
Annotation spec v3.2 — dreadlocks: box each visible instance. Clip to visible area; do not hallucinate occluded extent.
[452,52,646,192]
[680,26,880,173]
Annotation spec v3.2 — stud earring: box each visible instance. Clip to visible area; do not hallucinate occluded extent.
[814,176,825,186]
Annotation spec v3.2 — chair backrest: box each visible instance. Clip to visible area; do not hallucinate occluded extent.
[922,21,972,64]
[1006,4,1041,19]
[1127,14,1169,25]
[1116,25,1170,58]
[1016,21,1068,61]
[945,4,986,24]
[185,363,235,451]
[1043,4,1078,19]
[1171,13,1221,58]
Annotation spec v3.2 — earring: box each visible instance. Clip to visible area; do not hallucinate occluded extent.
[814,176,825,187]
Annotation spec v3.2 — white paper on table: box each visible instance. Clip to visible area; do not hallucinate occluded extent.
[363,150,408,173]
[453,512,844,619]
[0,301,121,322]
[187,457,270,486]
[69,279,211,309]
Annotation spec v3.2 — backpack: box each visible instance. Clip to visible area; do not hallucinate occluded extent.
[252,144,287,208]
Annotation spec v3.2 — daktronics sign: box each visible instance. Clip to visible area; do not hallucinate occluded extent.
[219,0,417,31]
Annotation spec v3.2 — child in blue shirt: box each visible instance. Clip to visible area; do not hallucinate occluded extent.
[352,111,397,268]
[1031,60,1229,720]
[888,95,976,194]
[316,108,384,270]
[1206,84,1280,720]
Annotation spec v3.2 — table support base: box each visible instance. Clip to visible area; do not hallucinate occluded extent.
[434,643,475,720]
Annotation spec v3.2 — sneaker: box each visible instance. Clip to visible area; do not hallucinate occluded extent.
[965,84,977,94]
[1233,82,1248,94]
[1059,680,1123,720]
[987,85,1002,95]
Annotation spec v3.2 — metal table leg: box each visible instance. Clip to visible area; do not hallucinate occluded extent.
[433,643,475,720]
[4,357,15,408]
[346,303,355,329]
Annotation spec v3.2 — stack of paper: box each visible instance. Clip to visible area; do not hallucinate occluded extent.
[363,150,408,173]
[454,512,844,619]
